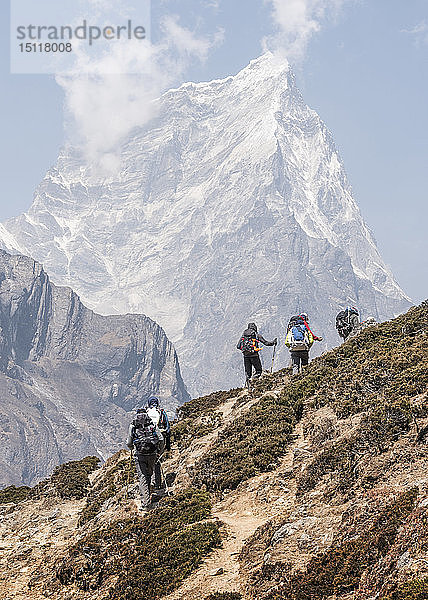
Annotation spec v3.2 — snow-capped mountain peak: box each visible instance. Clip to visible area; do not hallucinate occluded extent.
[0,53,411,394]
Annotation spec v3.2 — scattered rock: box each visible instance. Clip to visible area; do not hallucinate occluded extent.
[48,509,61,520]
[271,517,317,546]
[297,533,312,550]
[396,550,412,569]
[293,448,312,464]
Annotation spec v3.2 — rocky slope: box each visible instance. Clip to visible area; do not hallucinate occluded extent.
[0,52,411,396]
[0,301,426,600]
[0,249,188,488]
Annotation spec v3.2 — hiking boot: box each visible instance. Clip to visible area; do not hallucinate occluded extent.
[151,489,166,502]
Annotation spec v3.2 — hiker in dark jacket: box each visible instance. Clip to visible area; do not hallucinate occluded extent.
[146,396,171,489]
[336,306,360,342]
[237,322,277,383]
[127,407,164,511]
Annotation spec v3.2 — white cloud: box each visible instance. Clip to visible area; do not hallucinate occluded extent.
[401,20,428,45]
[204,0,220,9]
[264,0,347,63]
[56,13,223,178]
[162,14,224,60]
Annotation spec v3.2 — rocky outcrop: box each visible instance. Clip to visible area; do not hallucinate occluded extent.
[0,249,189,487]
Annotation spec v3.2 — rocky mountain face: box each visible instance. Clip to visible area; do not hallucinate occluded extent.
[0,52,411,395]
[0,249,189,488]
[0,302,427,600]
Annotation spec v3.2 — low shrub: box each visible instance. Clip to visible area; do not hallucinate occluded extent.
[260,488,418,599]
[192,385,303,492]
[56,488,221,600]
[177,388,242,421]
[305,302,428,421]
[78,452,130,526]
[0,456,100,504]
[251,368,290,395]
[45,456,100,499]
[0,484,31,504]
[381,578,428,600]
[173,411,223,449]
[297,437,357,496]
[290,302,428,495]
[190,304,427,496]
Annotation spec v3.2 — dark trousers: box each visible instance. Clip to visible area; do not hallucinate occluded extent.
[135,453,157,507]
[244,354,263,380]
[290,350,309,375]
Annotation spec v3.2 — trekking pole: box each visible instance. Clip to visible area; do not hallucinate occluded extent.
[126,448,133,498]
[245,376,253,397]
[160,462,171,496]
[270,344,277,373]
[157,453,170,496]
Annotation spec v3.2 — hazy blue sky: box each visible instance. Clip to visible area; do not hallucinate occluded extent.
[1,0,427,302]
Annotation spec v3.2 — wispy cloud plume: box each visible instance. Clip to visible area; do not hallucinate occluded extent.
[264,0,346,63]
[56,10,223,177]
[401,21,428,45]
[205,0,220,8]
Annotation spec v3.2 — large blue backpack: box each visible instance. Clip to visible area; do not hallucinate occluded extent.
[288,317,309,350]
[292,324,306,341]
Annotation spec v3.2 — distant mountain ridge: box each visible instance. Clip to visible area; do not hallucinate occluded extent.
[0,52,411,395]
[0,249,189,487]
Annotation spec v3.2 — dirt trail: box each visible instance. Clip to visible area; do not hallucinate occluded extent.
[163,416,306,600]
[164,493,267,599]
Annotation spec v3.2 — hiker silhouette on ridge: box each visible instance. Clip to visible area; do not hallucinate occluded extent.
[336,306,360,342]
[336,307,377,342]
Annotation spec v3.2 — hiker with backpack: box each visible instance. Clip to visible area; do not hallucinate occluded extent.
[336,306,360,342]
[285,313,322,375]
[146,396,171,490]
[237,322,277,384]
[147,396,171,450]
[126,407,165,511]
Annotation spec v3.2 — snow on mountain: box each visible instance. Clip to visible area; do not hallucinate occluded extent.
[0,52,411,395]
